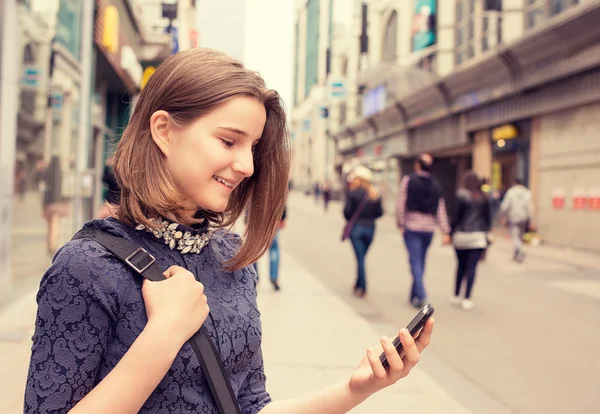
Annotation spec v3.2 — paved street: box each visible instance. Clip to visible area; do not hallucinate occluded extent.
[1,191,599,413]
[280,192,600,414]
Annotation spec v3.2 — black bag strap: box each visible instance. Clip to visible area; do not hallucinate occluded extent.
[73,227,241,414]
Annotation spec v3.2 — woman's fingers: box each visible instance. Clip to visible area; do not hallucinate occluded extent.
[414,318,435,353]
[398,329,420,372]
[380,336,404,375]
[367,348,387,379]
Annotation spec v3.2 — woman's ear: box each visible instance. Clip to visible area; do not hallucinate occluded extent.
[150,110,171,157]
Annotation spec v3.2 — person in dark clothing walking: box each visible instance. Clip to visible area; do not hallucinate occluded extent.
[322,182,331,212]
[450,171,492,310]
[97,156,121,219]
[344,166,383,298]
[396,154,451,308]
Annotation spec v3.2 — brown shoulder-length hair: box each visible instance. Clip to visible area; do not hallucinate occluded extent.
[113,48,290,271]
[461,170,484,200]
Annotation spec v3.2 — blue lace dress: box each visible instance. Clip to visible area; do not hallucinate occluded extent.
[24,218,271,413]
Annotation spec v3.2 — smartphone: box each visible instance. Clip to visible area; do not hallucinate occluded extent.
[379,303,435,369]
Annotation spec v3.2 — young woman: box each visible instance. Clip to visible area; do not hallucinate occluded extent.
[24,48,434,413]
[343,166,384,298]
[450,170,492,310]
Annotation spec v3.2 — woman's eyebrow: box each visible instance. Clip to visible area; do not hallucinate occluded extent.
[217,126,248,137]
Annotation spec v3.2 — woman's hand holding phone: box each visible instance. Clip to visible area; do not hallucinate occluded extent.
[346,316,435,400]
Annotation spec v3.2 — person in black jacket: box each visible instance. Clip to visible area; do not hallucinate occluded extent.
[450,170,492,310]
[97,156,121,219]
[343,166,383,298]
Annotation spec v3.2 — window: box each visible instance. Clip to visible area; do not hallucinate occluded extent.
[305,0,320,98]
[455,0,475,66]
[455,0,502,65]
[525,0,580,29]
[382,11,398,63]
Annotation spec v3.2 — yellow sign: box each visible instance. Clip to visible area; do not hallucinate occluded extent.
[492,162,502,191]
[102,6,119,54]
[141,66,156,90]
[492,124,518,141]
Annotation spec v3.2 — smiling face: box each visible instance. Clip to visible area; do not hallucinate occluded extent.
[150,95,267,213]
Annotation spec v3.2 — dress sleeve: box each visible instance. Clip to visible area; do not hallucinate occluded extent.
[237,345,272,414]
[24,240,115,413]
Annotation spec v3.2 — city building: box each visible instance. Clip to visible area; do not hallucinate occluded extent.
[290,0,334,194]
[326,0,598,252]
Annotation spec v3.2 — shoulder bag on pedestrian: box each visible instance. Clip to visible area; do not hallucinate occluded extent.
[72,227,241,414]
[341,193,369,242]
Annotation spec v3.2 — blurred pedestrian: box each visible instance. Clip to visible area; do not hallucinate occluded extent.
[40,156,70,256]
[343,166,383,298]
[396,153,451,308]
[251,204,286,291]
[450,171,492,310]
[322,182,331,212]
[24,48,433,413]
[14,161,27,202]
[499,178,533,263]
[314,181,321,204]
[97,156,120,219]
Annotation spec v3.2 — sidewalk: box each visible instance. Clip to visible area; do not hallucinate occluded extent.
[298,192,600,272]
[0,245,470,413]
[2,191,74,309]
[254,251,469,413]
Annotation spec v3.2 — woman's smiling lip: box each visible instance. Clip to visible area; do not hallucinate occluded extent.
[213,175,237,189]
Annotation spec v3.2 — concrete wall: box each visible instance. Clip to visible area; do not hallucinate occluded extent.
[537,102,600,252]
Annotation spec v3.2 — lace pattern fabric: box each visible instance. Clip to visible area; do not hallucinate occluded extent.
[24,218,270,414]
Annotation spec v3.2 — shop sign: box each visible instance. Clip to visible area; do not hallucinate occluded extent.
[588,188,600,210]
[329,79,346,100]
[190,29,198,48]
[412,0,437,51]
[572,187,587,210]
[141,66,156,90]
[492,124,518,141]
[552,188,565,209]
[102,6,119,54]
[22,65,41,88]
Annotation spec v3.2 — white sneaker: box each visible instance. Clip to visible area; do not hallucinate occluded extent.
[449,296,462,306]
[461,299,474,310]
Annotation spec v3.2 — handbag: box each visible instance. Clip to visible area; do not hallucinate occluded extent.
[72,227,241,414]
[341,193,369,241]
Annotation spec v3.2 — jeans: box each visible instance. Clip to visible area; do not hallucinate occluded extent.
[403,230,434,303]
[350,224,375,292]
[252,231,280,282]
[510,222,527,255]
[269,231,280,283]
[455,248,484,299]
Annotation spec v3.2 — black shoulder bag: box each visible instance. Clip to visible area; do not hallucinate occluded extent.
[72,227,241,414]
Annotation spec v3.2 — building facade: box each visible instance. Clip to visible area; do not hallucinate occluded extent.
[327,0,599,252]
[290,0,334,194]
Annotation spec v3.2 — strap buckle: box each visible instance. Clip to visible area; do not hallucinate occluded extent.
[125,247,156,274]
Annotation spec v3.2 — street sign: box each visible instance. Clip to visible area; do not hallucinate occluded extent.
[329,79,346,100]
[22,65,41,88]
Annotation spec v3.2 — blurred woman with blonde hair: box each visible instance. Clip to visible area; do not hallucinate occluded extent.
[343,166,384,297]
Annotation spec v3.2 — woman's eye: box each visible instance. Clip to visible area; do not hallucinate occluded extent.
[220,139,234,148]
